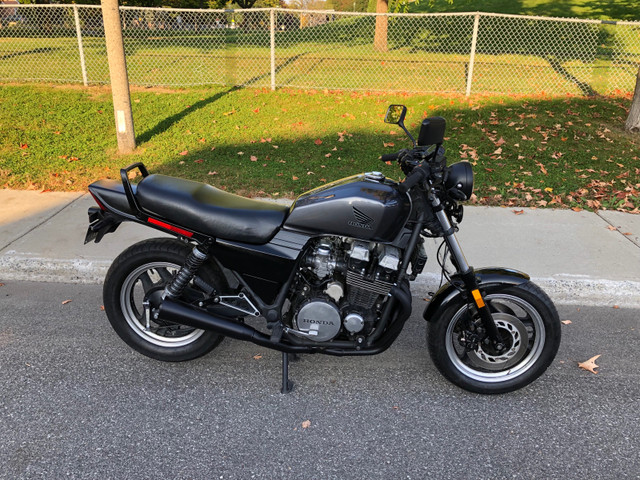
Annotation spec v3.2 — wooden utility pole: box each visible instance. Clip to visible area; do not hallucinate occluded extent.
[374,0,388,53]
[101,0,136,153]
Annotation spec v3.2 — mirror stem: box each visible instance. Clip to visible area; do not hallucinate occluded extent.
[399,122,416,147]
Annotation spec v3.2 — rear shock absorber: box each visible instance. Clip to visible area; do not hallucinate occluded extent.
[163,240,211,299]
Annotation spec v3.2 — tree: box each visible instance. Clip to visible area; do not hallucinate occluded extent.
[625,65,640,133]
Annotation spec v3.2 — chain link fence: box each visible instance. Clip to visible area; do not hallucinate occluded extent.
[1,5,639,96]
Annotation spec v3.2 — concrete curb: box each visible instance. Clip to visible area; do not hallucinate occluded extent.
[2,254,639,308]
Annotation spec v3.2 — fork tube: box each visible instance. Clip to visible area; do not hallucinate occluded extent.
[431,193,503,345]
[431,194,470,273]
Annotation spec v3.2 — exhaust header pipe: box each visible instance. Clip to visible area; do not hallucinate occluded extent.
[158,285,413,356]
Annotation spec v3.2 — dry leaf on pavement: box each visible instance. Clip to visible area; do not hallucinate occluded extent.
[301,420,311,429]
[578,354,601,374]
[561,320,572,325]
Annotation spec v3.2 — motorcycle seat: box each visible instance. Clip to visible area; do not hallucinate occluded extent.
[136,174,289,244]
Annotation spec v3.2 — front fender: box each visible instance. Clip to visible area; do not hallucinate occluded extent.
[423,267,530,323]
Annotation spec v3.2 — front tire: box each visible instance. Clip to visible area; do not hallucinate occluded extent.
[427,282,561,394]
[103,238,228,362]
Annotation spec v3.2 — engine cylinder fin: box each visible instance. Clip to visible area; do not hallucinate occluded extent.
[346,270,393,296]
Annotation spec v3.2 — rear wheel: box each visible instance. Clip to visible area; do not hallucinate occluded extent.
[427,282,561,394]
[103,238,228,362]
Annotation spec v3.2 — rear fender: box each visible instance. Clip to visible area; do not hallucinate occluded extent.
[88,179,137,219]
[423,268,530,323]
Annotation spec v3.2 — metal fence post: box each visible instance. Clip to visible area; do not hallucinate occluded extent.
[466,13,480,97]
[270,9,276,91]
[73,5,88,86]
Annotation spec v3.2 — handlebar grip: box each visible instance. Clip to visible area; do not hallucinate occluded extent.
[397,164,429,194]
[380,152,400,163]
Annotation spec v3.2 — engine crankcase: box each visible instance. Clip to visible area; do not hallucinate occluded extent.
[294,299,341,342]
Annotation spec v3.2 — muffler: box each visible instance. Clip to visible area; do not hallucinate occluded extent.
[158,298,307,353]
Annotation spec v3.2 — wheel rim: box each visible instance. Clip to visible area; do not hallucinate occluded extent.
[445,293,546,383]
[120,262,205,348]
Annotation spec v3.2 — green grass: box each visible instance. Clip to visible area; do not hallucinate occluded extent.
[1,83,638,212]
[410,0,639,21]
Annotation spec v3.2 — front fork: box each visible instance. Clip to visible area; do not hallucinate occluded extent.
[429,192,505,351]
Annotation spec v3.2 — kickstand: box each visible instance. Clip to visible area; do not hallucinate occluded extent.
[281,352,294,394]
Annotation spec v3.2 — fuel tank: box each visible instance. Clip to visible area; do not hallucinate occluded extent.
[284,173,411,242]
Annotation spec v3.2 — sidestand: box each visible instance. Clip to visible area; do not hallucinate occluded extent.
[281,352,299,394]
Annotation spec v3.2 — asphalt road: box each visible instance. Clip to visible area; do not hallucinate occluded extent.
[0,281,638,480]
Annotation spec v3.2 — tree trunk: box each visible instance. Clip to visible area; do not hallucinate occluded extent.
[625,64,640,133]
[373,0,388,53]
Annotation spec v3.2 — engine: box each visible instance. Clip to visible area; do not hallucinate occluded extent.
[284,237,409,343]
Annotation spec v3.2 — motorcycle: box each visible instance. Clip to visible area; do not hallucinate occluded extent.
[85,104,561,394]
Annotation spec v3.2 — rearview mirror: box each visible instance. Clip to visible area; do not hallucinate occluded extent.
[384,105,407,125]
[418,116,446,146]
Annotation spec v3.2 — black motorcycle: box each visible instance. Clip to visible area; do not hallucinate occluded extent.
[85,104,561,394]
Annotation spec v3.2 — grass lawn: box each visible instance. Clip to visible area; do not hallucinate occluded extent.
[410,0,640,21]
[1,83,638,212]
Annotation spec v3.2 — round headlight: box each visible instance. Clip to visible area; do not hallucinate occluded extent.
[445,161,474,200]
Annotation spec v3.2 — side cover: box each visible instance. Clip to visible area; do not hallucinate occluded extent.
[423,268,531,322]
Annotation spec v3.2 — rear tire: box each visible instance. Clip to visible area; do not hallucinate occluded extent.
[103,238,228,362]
[427,282,561,394]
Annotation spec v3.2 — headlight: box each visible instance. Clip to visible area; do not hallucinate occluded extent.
[445,161,474,200]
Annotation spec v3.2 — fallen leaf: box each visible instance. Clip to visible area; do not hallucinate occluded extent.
[383,142,395,148]
[253,354,262,360]
[208,171,218,175]
[314,139,323,145]
[100,305,105,311]
[178,150,188,156]
[606,225,617,231]
[613,305,620,309]
[292,176,299,181]
[250,156,258,162]
[571,207,582,212]
[194,159,203,164]
[62,300,72,305]
[20,143,28,149]
[561,320,572,325]
[578,354,601,374]
[512,209,524,215]
[301,420,311,429]
[622,232,633,236]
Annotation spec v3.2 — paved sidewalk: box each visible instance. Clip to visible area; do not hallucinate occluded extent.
[1,189,639,307]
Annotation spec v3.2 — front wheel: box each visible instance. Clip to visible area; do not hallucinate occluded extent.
[427,282,561,394]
